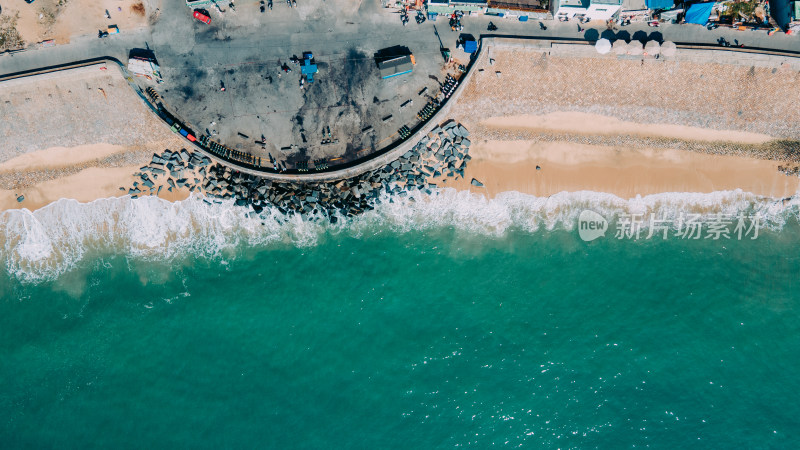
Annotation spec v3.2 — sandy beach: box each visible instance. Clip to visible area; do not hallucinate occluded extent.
[0,165,190,211]
[440,139,800,199]
[0,65,192,212]
[0,143,191,211]
[479,112,775,145]
[4,130,798,213]
[434,113,800,198]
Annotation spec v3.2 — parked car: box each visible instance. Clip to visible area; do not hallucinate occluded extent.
[193,10,211,24]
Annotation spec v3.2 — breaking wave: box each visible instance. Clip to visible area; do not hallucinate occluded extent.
[1,188,798,283]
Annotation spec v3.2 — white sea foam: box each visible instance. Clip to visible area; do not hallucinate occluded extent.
[1,189,797,283]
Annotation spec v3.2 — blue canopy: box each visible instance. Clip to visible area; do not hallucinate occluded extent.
[685,2,714,25]
[464,40,477,53]
[301,62,317,74]
[645,0,674,9]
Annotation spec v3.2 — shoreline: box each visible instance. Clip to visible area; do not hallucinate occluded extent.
[3,184,795,217]
[0,165,191,212]
[2,144,798,214]
[2,112,799,214]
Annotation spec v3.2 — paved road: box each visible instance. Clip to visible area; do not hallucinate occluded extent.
[3,2,798,76]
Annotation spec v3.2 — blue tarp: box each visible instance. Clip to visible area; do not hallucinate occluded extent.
[685,2,714,25]
[301,57,317,82]
[464,40,477,53]
[645,0,674,10]
[301,61,317,74]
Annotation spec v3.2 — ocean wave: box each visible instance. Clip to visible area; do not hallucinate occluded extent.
[1,189,798,283]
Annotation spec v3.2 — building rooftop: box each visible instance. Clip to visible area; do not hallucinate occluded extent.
[378,56,414,79]
[559,0,589,7]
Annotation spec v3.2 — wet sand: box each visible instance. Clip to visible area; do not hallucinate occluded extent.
[0,143,190,211]
[0,166,190,211]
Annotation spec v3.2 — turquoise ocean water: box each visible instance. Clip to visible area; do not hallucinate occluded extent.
[1,189,799,448]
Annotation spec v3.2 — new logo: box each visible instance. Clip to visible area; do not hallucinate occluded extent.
[578,210,608,242]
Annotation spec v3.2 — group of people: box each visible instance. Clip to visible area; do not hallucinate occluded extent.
[449,11,464,31]
[400,9,426,26]
[268,154,288,173]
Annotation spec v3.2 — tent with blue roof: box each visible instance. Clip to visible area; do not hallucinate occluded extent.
[301,52,318,83]
[463,39,477,53]
[685,2,715,25]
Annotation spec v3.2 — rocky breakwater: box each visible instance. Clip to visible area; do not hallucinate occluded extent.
[125,121,474,220]
[127,149,212,197]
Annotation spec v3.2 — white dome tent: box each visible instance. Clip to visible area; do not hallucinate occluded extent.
[595,38,612,55]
